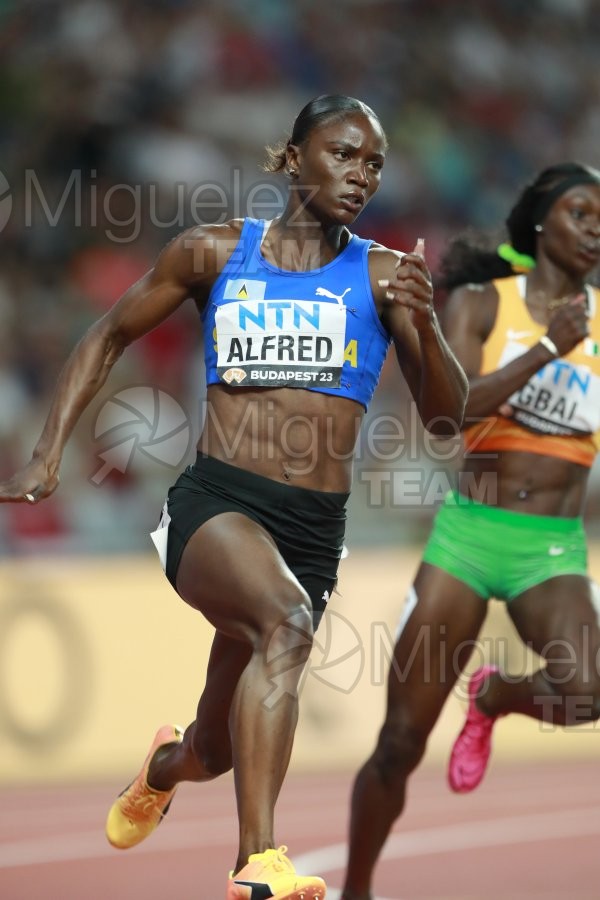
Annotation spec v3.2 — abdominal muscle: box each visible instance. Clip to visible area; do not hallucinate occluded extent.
[198,384,364,492]
[459,450,590,518]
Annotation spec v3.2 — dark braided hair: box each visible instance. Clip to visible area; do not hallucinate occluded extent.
[262,94,386,174]
[439,162,600,291]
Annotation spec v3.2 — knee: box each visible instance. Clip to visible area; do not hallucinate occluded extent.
[568,681,600,721]
[587,693,600,721]
[373,717,428,784]
[546,668,600,722]
[254,585,314,656]
[562,688,600,723]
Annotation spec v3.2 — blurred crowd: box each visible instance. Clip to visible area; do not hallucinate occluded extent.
[1,0,599,555]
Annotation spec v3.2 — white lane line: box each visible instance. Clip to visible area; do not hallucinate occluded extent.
[4,803,600,876]
[294,804,600,873]
[0,799,336,869]
[0,818,235,869]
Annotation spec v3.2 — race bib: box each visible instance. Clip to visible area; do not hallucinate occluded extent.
[500,340,600,436]
[215,299,347,388]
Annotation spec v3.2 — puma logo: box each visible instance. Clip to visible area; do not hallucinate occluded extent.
[315,286,351,305]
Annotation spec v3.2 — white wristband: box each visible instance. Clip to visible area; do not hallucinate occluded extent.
[539,335,560,358]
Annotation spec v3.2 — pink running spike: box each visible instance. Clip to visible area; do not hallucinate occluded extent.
[448,666,501,793]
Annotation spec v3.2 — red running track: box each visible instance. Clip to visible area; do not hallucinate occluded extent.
[1,759,599,899]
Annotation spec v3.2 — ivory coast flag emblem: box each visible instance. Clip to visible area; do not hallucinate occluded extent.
[223,279,266,301]
[584,337,600,356]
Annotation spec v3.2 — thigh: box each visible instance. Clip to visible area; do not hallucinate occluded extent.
[384,562,488,732]
[176,511,310,643]
[508,575,600,685]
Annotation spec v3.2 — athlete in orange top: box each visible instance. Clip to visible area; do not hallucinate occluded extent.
[341,162,600,900]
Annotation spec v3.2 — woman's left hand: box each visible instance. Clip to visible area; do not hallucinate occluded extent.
[378,238,435,330]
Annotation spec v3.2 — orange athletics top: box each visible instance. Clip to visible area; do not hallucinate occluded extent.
[464,275,600,468]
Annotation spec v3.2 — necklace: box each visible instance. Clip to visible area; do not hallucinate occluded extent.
[547,295,573,311]
[526,286,588,319]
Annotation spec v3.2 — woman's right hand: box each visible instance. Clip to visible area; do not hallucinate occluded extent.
[546,293,589,356]
[0,458,60,504]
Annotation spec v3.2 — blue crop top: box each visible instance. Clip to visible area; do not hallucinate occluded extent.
[201,218,391,410]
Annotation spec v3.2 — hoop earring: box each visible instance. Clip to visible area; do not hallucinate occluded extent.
[535,224,543,233]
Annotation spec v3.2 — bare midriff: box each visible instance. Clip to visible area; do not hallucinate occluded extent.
[199,383,364,492]
[459,449,589,517]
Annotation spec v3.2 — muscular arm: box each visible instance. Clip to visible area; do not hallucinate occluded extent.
[371,244,468,435]
[0,223,241,501]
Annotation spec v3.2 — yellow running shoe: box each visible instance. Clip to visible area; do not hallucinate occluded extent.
[226,845,326,899]
[105,723,184,849]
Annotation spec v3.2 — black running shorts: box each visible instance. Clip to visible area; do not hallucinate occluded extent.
[164,454,349,629]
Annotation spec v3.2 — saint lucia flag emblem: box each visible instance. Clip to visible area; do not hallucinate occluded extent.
[584,337,600,357]
[223,279,266,301]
